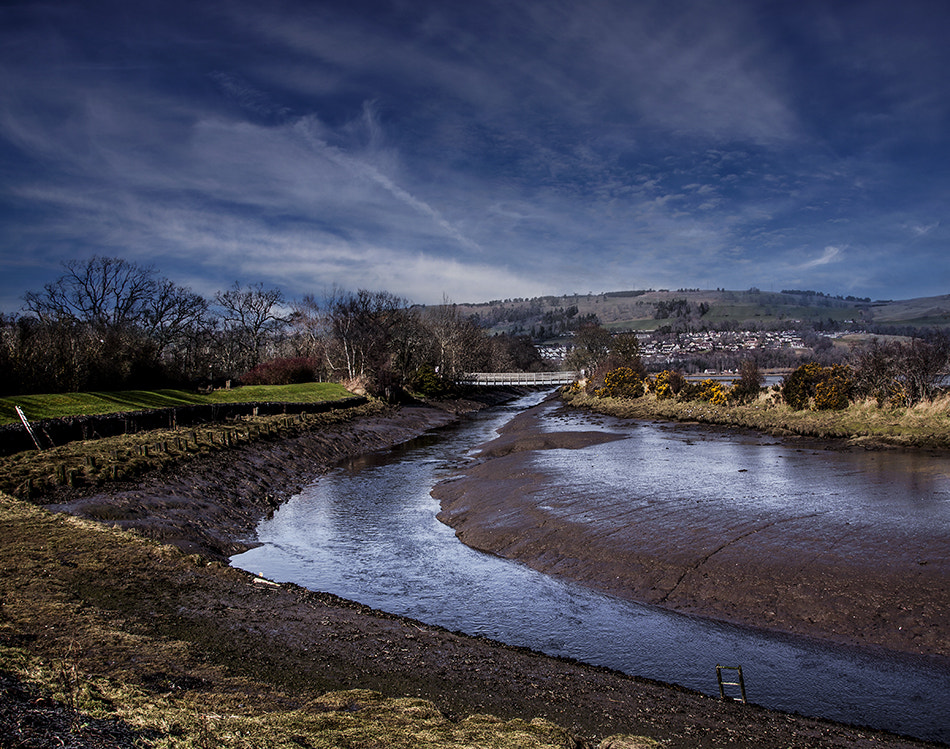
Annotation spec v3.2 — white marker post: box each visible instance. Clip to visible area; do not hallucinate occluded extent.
[14,405,43,450]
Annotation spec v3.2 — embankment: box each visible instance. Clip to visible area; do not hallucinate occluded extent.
[1,389,942,747]
[40,392,518,561]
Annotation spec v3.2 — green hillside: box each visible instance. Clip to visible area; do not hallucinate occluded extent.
[448,289,950,337]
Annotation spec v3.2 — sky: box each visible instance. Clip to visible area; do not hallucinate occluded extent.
[1,0,948,311]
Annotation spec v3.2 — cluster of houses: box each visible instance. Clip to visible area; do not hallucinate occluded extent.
[539,329,807,364]
[639,330,806,359]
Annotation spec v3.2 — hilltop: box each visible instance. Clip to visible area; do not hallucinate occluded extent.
[446,289,950,338]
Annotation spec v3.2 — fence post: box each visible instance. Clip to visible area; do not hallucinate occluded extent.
[14,406,43,451]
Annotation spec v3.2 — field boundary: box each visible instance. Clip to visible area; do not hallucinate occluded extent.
[0,396,367,456]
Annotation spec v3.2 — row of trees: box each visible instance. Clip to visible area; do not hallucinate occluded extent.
[580,334,949,411]
[0,257,546,397]
[782,335,950,410]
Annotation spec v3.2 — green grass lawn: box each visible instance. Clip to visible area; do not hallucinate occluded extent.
[0,382,353,425]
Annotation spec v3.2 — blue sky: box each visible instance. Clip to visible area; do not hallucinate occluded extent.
[1,0,948,311]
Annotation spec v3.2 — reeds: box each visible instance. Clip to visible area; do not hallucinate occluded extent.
[562,389,950,449]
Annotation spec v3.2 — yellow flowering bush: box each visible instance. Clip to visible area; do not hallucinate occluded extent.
[595,366,645,399]
[648,369,687,400]
[783,362,853,410]
[697,378,729,405]
[814,365,854,410]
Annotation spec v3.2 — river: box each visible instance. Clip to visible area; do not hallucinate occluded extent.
[232,391,950,744]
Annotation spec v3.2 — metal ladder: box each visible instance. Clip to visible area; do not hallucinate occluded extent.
[716,665,747,703]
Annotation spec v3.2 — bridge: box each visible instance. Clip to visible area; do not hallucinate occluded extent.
[460,371,581,387]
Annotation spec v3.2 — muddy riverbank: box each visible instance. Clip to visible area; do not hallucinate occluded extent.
[3,390,945,747]
[434,399,950,663]
[40,393,520,561]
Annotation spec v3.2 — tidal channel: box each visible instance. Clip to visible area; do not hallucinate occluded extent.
[233,392,950,744]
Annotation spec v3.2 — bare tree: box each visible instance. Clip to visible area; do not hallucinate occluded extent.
[565,323,612,375]
[214,282,289,373]
[851,335,950,406]
[289,294,328,356]
[145,279,210,351]
[324,289,409,388]
[607,331,645,375]
[23,256,158,330]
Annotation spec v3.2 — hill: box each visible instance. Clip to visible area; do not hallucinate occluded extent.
[446,289,950,339]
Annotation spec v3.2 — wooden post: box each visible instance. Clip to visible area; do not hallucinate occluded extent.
[14,406,43,450]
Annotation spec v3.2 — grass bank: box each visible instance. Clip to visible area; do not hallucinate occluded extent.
[0,382,352,425]
[0,400,387,499]
[561,389,950,450]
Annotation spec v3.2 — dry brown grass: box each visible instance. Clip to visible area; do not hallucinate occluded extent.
[0,493,647,748]
[561,389,950,449]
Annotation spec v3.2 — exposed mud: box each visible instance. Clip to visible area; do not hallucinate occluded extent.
[7,390,945,748]
[434,400,950,663]
[41,403,472,561]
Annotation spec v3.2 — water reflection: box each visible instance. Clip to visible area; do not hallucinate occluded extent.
[233,393,950,743]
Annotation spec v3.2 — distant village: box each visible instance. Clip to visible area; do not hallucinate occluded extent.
[540,329,808,367]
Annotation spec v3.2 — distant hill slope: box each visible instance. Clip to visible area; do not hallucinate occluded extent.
[445,289,950,337]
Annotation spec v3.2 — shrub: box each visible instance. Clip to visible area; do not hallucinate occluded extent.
[814,374,851,410]
[730,359,763,404]
[851,336,950,407]
[595,366,645,399]
[649,369,687,400]
[782,362,853,410]
[242,357,319,386]
[410,365,453,397]
[697,378,729,405]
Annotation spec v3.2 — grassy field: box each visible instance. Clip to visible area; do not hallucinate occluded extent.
[0,382,352,425]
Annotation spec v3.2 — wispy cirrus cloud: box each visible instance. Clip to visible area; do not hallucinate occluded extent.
[0,0,948,309]
[796,245,845,271]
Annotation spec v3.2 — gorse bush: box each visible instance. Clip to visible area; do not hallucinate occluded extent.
[782,362,853,410]
[813,367,853,410]
[697,378,729,405]
[648,369,687,400]
[595,366,645,399]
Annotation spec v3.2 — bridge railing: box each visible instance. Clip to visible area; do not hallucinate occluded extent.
[459,371,581,387]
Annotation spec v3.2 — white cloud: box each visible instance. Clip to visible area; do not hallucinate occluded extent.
[795,245,844,271]
[909,221,939,237]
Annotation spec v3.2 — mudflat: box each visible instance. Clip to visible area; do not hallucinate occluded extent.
[434,400,950,661]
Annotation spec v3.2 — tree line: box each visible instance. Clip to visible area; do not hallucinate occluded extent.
[576,334,950,411]
[0,256,546,398]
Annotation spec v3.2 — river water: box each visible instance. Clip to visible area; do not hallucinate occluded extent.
[232,392,950,744]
